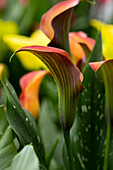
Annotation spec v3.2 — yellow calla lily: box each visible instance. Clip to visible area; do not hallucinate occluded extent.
[0,19,18,59]
[0,63,9,100]
[0,19,18,37]
[0,63,9,79]
[3,29,50,70]
[90,19,113,59]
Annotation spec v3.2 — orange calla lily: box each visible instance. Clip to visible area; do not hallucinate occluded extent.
[19,70,50,119]
[69,31,95,64]
[40,0,79,40]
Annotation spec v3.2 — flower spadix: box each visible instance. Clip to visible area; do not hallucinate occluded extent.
[13,45,84,130]
[19,70,49,120]
[90,60,113,125]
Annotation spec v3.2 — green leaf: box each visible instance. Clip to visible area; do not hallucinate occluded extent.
[39,99,64,169]
[71,1,91,31]
[0,105,17,170]
[46,139,59,168]
[70,31,106,170]
[89,60,113,125]
[1,76,47,168]
[19,0,51,34]
[90,59,113,169]
[0,105,8,139]
[14,45,83,130]
[10,145,40,170]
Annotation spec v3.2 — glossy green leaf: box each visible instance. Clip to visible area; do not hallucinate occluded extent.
[14,45,83,130]
[90,59,113,169]
[39,99,63,169]
[0,105,17,170]
[70,31,106,170]
[1,75,47,168]
[0,105,8,139]
[71,1,91,31]
[10,145,40,170]
[89,60,113,125]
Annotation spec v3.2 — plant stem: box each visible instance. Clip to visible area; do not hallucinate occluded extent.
[103,120,111,170]
[63,128,75,170]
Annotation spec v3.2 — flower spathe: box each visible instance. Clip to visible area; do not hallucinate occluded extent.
[14,45,84,130]
[0,19,18,37]
[0,63,9,79]
[3,0,95,71]
[3,29,50,70]
[40,0,79,40]
[69,31,95,64]
[90,19,113,60]
[19,70,50,119]
[11,0,95,130]
[40,0,95,65]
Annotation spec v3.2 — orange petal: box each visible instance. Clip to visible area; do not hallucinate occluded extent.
[69,31,95,63]
[69,35,85,64]
[19,70,50,119]
[40,0,79,40]
[69,32,95,51]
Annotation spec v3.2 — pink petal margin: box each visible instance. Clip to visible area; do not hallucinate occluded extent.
[89,61,105,72]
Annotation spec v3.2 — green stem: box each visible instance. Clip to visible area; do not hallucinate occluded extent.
[63,128,75,170]
[103,120,111,170]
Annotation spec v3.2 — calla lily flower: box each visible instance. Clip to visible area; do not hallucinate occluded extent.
[40,0,95,66]
[3,0,94,71]
[4,29,94,70]
[0,19,18,59]
[3,30,50,70]
[19,70,50,119]
[69,31,95,65]
[11,0,85,131]
[0,63,8,79]
[0,63,9,100]
[0,19,18,37]
[89,60,113,125]
[15,45,84,130]
[90,19,113,60]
